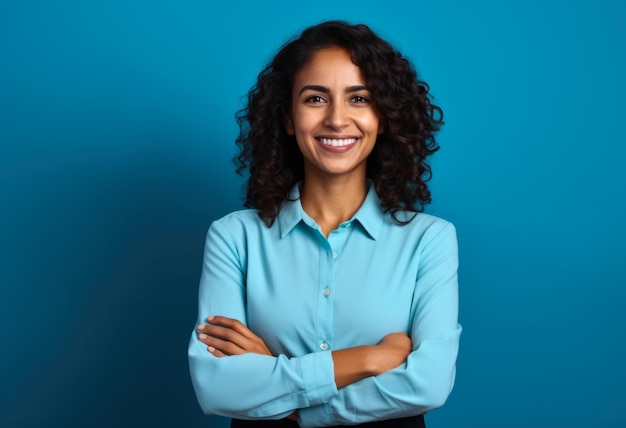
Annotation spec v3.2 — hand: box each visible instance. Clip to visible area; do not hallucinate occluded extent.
[371,332,412,375]
[197,315,273,357]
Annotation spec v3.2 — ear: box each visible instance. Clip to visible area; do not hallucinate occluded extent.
[377,120,385,135]
[285,115,295,136]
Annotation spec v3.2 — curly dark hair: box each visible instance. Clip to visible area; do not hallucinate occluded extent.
[235,20,443,225]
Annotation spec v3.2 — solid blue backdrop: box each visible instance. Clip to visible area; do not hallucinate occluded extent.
[1,1,625,427]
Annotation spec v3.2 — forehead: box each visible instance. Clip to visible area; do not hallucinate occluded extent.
[293,47,366,87]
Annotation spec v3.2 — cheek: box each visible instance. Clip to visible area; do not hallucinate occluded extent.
[292,112,318,137]
[357,114,382,135]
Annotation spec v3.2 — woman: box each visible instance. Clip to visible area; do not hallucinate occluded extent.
[188,21,461,427]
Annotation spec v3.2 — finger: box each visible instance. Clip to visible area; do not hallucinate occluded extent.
[197,332,215,346]
[206,316,257,339]
[207,345,227,358]
[199,318,274,356]
[199,324,251,349]
[198,333,246,356]
[202,318,263,350]
[200,325,273,356]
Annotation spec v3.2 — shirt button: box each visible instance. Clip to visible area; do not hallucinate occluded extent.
[320,342,329,351]
[323,288,331,297]
[332,252,338,259]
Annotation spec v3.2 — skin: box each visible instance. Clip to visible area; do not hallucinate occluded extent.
[197,46,412,420]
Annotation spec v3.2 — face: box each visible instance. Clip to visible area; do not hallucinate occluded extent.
[286,47,383,181]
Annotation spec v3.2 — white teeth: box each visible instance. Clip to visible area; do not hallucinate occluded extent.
[319,138,357,147]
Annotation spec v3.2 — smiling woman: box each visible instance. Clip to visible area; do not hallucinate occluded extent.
[188,21,460,428]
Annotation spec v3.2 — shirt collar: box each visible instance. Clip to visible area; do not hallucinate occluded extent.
[352,183,384,240]
[277,181,384,240]
[277,184,304,239]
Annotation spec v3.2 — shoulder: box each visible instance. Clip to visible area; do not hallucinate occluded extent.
[207,209,269,240]
[411,214,458,260]
[380,211,457,250]
[202,209,270,261]
[385,211,455,234]
[411,212,455,235]
[211,209,264,228]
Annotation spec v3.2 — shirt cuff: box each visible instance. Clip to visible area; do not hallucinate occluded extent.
[297,351,337,428]
[298,350,338,407]
[298,400,335,427]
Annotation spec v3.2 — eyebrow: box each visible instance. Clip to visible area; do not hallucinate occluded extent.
[298,85,369,95]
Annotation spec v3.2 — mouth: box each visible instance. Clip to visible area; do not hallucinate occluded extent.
[317,137,358,147]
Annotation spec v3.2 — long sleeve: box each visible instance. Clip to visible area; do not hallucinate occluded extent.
[298,222,461,427]
[188,219,338,419]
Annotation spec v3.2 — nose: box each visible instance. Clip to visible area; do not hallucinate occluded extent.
[323,102,349,129]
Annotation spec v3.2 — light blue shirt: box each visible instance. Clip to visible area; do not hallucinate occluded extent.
[188,183,461,427]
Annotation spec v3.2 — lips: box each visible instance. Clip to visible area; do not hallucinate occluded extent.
[318,137,357,147]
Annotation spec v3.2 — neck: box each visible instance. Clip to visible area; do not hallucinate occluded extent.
[300,172,368,237]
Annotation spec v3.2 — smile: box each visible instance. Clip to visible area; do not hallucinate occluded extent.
[318,137,357,147]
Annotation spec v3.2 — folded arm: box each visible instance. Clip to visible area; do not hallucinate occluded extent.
[189,221,412,420]
[198,316,412,388]
[297,222,461,427]
[189,218,460,425]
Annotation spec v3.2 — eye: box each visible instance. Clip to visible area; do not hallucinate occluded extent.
[304,95,326,104]
[351,95,369,104]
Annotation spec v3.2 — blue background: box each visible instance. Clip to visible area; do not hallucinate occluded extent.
[2,1,625,427]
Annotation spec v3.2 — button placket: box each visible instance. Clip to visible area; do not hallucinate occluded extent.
[316,239,334,353]
[315,223,350,353]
